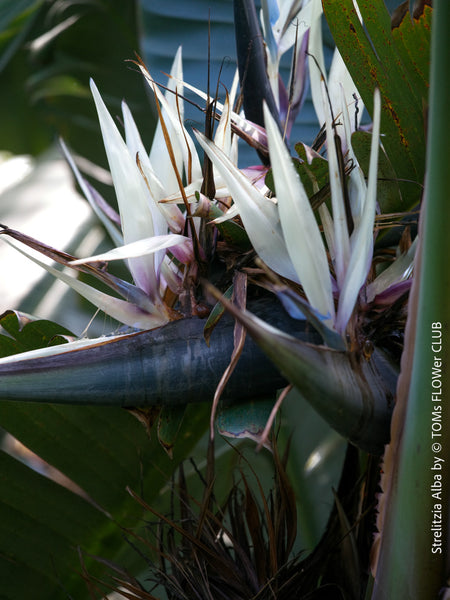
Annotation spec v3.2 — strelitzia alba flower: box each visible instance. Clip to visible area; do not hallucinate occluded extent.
[3,42,274,337]
[1,52,200,332]
[308,0,364,138]
[196,85,382,343]
[260,0,310,137]
[0,8,408,454]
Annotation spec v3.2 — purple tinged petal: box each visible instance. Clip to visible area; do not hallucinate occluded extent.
[371,279,412,306]
[169,241,194,265]
[3,237,170,330]
[284,29,310,139]
[69,234,192,266]
[59,138,123,247]
[90,79,160,299]
[195,130,299,282]
[263,102,336,327]
[277,74,289,133]
[335,89,381,333]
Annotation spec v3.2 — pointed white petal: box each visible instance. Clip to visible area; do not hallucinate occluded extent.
[121,99,185,275]
[263,103,335,326]
[195,130,299,282]
[308,0,326,126]
[59,138,124,247]
[328,49,364,134]
[210,204,240,224]
[135,155,185,233]
[148,47,186,194]
[339,85,367,230]
[4,238,170,330]
[271,0,311,73]
[160,256,183,296]
[261,0,281,109]
[336,88,381,333]
[366,238,416,303]
[138,56,202,185]
[228,68,240,111]
[0,335,130,364]
[322,80,351,288]
[90,79,159,298]
[122,100,172,238]
[69,234,192,265]
[318,203,336,263]
[165,73,269,153]
[214,92,233,157]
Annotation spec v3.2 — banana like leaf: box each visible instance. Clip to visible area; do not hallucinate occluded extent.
[205,286,397,455]
[322,0,431,213]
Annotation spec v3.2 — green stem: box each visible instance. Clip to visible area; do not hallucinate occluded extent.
[372,1,450,597]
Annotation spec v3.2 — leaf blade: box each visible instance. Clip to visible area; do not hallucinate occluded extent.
[263,102,335,328]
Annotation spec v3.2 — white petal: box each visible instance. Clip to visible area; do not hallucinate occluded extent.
[210,204,240,224]
[4,238,169,330]
[122,99,185,241]
[339,85,367,230]
[148,47,186,194]
[138,56,202,185]
[322,79,350,288]
[214,92,233,157]
[195,130,299,282]
[308,0,326,126]
[59,138,124,247]
[228,68,240,111]
[366,238,416,302]
[69,234,192,265]
[318,203,336,263]
[160,256,183,296]
[275,0,310,55]
[0,336,126,364]
[263,103,335,326]
[328,49,364,134]
[165,73,269,154]
[336,88,381,332]
[90,79,158,297]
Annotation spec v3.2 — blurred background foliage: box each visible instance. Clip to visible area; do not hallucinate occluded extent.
[0,0,153,162]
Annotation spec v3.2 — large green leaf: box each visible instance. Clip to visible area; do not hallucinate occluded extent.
[0,309,74,358]
[278,389,347,550]
[0,402,210,598]
[322,0,431,212]
[0,447,107,599]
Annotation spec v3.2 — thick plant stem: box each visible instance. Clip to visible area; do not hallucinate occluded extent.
[371,1,450,597]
